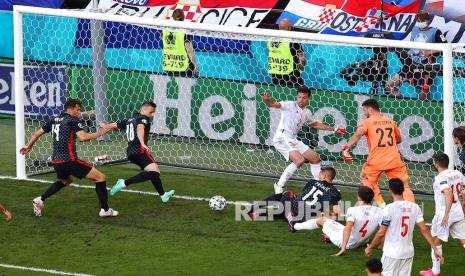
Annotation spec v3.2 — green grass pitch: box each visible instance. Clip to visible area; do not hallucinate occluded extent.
[0,118,463,275]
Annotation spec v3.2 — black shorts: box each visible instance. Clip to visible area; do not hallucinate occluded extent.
[128,152,157,170]
[52,160,93,180]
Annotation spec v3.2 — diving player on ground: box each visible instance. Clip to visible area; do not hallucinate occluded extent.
[291,186,383,256]
[249,167,341,225]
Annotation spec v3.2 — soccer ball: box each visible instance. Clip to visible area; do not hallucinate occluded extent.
[209,195,226,211]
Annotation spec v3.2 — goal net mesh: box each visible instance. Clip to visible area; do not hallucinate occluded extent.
[18,12,465,193]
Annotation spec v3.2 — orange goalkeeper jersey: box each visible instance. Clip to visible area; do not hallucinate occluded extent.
[359,114,404,169]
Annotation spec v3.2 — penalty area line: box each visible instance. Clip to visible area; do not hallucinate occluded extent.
[0,175,251,206]
[0,263,94,276]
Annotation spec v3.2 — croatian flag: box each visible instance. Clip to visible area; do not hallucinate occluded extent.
[320,0,421,39]
[278,0,346,32]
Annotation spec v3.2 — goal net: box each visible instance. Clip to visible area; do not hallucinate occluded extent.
[14,6,464,194]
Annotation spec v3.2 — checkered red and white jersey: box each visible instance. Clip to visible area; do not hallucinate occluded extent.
[166,4,202,22]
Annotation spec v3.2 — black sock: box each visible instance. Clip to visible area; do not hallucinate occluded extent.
[149,171,165,195]
[125,171,152,186]
[95,182,109,211]
[263,193,283,203]
[250,194,281,214]
[41,180,66,201]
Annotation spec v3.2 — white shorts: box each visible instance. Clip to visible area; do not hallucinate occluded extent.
[273,135,310,162]
[381,255,413,276]
[431,216,465,242]
[322,219,345,248]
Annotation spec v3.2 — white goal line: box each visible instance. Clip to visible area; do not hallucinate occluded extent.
[0,263,94,276]
[0,175,434,226]
[0,175,252,206]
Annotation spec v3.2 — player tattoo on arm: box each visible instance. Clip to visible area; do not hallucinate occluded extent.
[20,128,46,155]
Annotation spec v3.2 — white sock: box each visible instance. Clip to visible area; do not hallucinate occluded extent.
[34,196,43,203]
[294,219,319,231]
[431,245,442,274]
[277,163,298,188]
[310,163,321,179]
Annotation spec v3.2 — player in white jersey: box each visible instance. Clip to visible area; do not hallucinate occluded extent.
[290,186,382,255]
[366,179,443,276]
[260,86,346,194]
[420,153,465,276]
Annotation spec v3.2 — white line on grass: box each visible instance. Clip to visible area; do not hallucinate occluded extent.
[0,175,251,206]
[0,263,94,276]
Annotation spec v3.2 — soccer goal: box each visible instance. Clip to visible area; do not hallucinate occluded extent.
[13,5,464,194]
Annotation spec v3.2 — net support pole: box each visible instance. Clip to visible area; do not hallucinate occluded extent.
[443,44,454,169]
[90,0,109,140]
[13,8,26,179]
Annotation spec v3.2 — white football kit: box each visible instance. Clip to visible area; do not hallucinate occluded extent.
[322,205,382,249]
[380,200,424,276]
[431,169,465,242]
[273,101,317,161]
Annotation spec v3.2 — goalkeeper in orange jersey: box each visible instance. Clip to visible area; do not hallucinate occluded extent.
[341,99,414,206]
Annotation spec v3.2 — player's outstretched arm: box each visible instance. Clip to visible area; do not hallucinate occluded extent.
[417,220,444,264]
[260,92,281,108]
[106,122,126,130]
[365,225,387,257]
[309,122,346,135]
[20,128,46,155]
[333,221,354,256]
[76,124,112,142]
[185,42,199,76]
[341,126,366,162]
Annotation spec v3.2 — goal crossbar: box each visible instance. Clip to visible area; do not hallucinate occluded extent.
[13,5,456,184]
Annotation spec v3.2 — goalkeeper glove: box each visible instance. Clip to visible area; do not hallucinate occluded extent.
[334,128,347,135]
[341,144,354,163]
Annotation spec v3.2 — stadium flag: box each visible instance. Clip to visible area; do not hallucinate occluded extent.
[89,0,281,27]
[278,0,346,32]
[320,0,421,39]
[420,0,465,43]
[424,0,465,23]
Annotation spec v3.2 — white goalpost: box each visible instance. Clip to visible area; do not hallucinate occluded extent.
[13,5,462,194]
